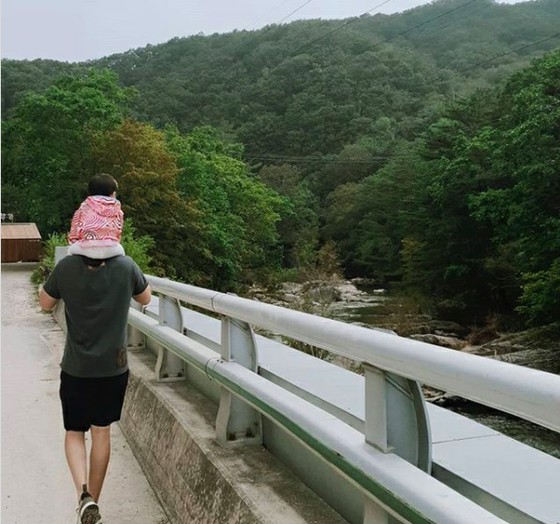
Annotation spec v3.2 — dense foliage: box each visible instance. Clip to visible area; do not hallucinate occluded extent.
[2,70,132,232]
[2,0,559,327]
[3,0,559,154]
[2,70,285,289]
[326,50,560,326]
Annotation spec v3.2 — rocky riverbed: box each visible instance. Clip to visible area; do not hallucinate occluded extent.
[250,278,560,375]
[248,278,560,458]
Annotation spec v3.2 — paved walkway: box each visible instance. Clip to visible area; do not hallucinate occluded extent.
[1,264,170,524]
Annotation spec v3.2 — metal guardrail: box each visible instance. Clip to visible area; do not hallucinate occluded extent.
[127,275,560,523]
[145,275,560,433]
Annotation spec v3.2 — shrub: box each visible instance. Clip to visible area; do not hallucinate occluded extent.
[31,232,67,286]
[517,258,560,326]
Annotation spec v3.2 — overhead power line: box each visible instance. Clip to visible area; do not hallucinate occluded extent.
[291,0,396,55]
[293,0,481,55]
[364,0,481,52]
[244,154,410,164]
[247,0,317,34]
[412,1,491,39]
[252,0,485,163]
[460,32,560,73]
[277,0,315,25]
[217,0,555,167]
[243,0,299,30]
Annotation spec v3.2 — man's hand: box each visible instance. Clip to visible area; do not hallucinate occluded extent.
[39,286,58,312]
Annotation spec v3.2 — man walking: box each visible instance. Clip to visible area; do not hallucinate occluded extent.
[39,249,151,523]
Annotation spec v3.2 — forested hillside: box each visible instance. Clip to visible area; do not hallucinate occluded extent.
[2,0,559,328]
[3,1,559,154]
[106,0,560,156]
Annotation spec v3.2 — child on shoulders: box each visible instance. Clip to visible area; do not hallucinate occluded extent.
[68,173,125,259]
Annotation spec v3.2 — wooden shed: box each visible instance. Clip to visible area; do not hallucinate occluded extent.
[1,223,43,263]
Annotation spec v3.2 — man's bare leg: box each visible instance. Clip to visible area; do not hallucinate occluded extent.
[88,425,111,502]
[64,431,88,497]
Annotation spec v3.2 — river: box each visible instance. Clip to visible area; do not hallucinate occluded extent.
[322,285,560,459]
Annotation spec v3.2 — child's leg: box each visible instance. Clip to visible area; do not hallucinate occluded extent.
[68,243,125,259]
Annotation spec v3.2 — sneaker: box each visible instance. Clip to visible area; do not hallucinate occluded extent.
[77,489,103,524]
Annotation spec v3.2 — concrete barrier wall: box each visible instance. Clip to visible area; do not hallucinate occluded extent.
[121,347,347,524]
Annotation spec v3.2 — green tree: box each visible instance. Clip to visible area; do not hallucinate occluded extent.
[469,51,560,325]
[93,119,205,282]
[258,164,319,269]
[167,126,286,289]
[1,69,132,235]
[322,182,361,274]
[409,100,507,321]
[322,143,421,282]
[398,51,560,325]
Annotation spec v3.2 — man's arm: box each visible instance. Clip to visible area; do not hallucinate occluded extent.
[39,286,59,312]
[133,284,152,306]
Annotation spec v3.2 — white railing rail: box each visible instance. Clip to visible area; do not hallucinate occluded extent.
[128,308,505,524]
[146,275,560,433]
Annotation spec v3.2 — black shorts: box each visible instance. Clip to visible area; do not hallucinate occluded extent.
[59,370,129,432]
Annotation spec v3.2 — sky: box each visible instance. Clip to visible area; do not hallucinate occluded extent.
[2,0,529,63]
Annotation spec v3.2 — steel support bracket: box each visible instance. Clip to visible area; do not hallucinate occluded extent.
[155,295,186,382]
[363,361,431,473]
[216,316,262,446]
[364,364,391,453]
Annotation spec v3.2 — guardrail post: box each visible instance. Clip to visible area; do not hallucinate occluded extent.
[216,316,262,446]
[363,364,391,523]
[362,353,432,524]
[364,364,390,452]
[155,295,185,381]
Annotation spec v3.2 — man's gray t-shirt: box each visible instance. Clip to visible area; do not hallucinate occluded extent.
[43,255,148,378]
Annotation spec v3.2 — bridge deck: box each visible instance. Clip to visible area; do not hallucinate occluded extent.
[1,264,170,524]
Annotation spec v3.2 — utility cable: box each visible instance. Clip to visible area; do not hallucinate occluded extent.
[243,0,300,30]
[247,0,557,165]
[251,0,484,162]
[250,0,317,34]
[364,0,481,52]
[244,153,417,164]
[193,0,553,168]
[292,0,481,56]
[277,0,315,25]
[291,0,396,55]
[412,1,491,39]
[460,32,560,73]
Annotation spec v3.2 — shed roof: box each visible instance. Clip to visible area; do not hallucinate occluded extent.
[1,223,42,240]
